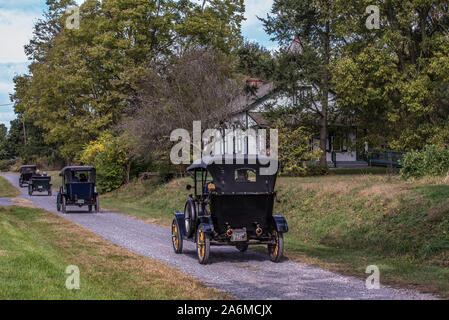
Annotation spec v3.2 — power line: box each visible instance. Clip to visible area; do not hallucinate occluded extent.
[0,103,14,107]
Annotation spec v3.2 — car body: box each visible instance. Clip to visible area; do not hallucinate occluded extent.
[171,154,288,264]
[19,165,37,187]
[56,166,99,213]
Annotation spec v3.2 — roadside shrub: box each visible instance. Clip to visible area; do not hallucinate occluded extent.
[400,145,449,179]
[276,120,324,177]
[0,159,15,171]
[80,132,128,193]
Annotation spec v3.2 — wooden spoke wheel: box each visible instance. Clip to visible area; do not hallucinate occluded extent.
[196,227,210,264]
[268,230,284,263]
[171,219,183,254]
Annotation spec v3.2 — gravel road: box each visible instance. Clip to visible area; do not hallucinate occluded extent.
[0,173,437,300]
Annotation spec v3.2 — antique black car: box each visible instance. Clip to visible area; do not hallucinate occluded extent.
[28,174,52,196]
[56,166,99,213]
[171,155,288,264]
[19,165,37,187]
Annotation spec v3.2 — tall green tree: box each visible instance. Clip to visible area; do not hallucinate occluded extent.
[331,0,449,150]
[12,0,245,162]
[262,0,343,165]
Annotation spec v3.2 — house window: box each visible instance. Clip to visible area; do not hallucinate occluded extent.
[293,86,312,106]
[329,132,349,152]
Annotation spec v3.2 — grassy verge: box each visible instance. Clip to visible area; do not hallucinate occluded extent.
[102,177,189,227]
[102,173,449,298]
[0,205,230,300]
[0,176,20,198]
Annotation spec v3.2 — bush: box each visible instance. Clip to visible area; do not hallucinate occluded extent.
[0,159,15,171]
[280,164,328,177]
[400,145,449,179]
[80,132,128,193]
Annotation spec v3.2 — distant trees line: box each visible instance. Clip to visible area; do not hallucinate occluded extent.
[1,0,449,186]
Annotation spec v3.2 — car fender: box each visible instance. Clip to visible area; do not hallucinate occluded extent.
[173,211,188,239]
[272,215,289,233]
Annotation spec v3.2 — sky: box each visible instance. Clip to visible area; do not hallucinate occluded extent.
[0,0,275,129]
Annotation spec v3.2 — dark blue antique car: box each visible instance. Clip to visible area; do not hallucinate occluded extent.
[171,155,288,264]
[57,166,99,213]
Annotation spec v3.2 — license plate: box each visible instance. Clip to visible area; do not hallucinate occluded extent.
[77,199,84,204]
[231,229,247,242]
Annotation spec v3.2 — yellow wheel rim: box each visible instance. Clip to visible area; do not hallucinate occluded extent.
[172,223,179,248]
[198,231,205,258]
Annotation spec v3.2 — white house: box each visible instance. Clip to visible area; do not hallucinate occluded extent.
[207,37,368,168]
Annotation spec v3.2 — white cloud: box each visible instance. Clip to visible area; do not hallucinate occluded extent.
[0,9,40,63]
[243,0,273,28]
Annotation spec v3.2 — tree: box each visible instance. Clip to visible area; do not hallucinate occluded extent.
[12,0,245,163]
[236,41,275,80]
[119,49,241,158]
[262,0,343,166]
[331,0,449,151]
[0,124,8,159]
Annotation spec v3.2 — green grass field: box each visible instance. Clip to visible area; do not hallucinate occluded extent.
[0,176,20,198]
[102,172,449,297]
[0,206,229,300]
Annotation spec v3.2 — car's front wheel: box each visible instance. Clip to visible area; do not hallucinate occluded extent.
[196,226,210,265]
[171,218,183,254]
[268,230,284,263]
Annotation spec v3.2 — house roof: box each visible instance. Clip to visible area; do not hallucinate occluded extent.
[231,81,275,115]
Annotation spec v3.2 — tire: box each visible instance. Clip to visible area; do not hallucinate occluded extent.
[268,230,284,263]
[61,199,67,214]
[196,226,210,265]
[171,218,183,254]
[94,197,100,213]
[236,243,248,252]
[28,185,32,196]
[184,201,196,238]
[57,201,61,212]
[48,189,52,196]
[88,205,93,213]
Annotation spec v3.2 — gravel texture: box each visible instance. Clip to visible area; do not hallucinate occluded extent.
[0,173,438,300]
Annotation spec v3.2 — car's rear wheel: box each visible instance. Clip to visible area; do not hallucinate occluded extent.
[268,230,284,263]
[236,243,248,252]
[94,197,100,213]
[184,201,196,238]
[196,226,210,265]
[28,185,32,196]
[48,189,52,196]
[171,218,183,254]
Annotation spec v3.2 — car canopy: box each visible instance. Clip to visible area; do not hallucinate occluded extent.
[187,155,278,194]
[60,166,96,183]
[19,165,36,173]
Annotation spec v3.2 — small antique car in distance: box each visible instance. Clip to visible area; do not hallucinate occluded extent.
[171,154,288,264]
[56,166,99,213]
[28,174,52,196]
[19,165,37,187]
